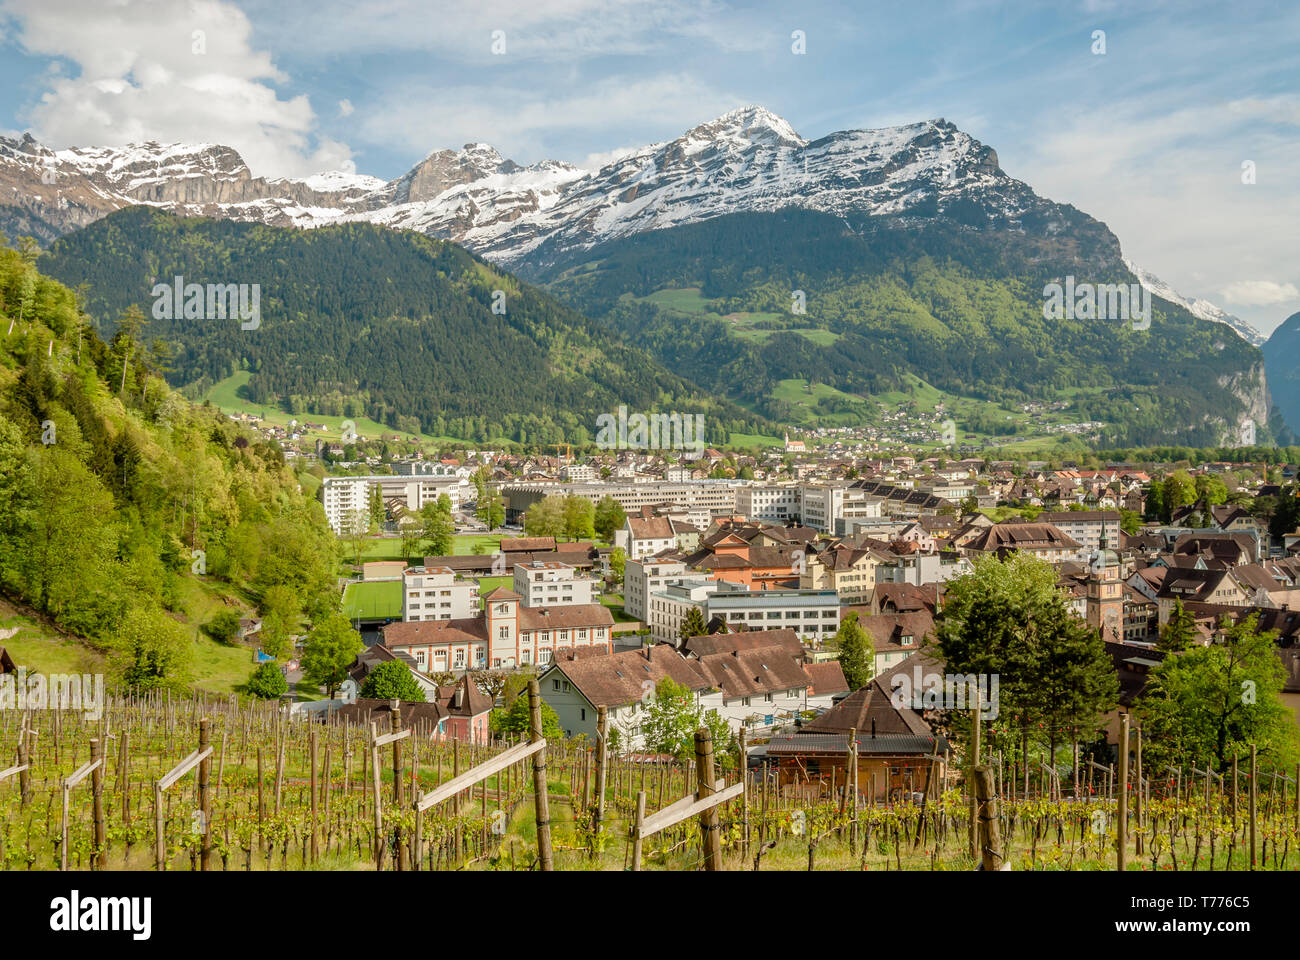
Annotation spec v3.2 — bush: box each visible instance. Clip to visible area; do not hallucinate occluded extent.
[247,662,288,700]
[359,660,427,702]
[205,609,243,643]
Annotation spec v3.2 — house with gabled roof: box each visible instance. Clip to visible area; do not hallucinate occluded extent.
[538,644,713,746]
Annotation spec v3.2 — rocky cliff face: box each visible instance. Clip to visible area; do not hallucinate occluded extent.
[0,132,382,240]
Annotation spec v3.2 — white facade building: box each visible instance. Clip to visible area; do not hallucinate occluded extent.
[402,566,481,622]
[623,558,688,622]
[512,560,598,608]
[322,474,463,533]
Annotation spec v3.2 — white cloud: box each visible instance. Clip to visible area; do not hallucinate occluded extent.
[2,0,349,178]
[338,98,354,117]
[580,144,646,169]
[1220,280,1299,307]
[358,73,740,164]
[239,0,770,62]
[1016,95,1300,337]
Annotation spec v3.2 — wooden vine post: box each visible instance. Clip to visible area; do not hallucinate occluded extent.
[1117,713,1129,872]
[199,718,212,871]
[153,726,214,872]
[61,750,104,872]
[1249,743,1258,871]
[695,728,723,871]
[968,686,981,859]
[90,737,107,870]
[390,701,406,871]
[528,679,554,871]
[592,705,608,857]
[973,764,1004,871]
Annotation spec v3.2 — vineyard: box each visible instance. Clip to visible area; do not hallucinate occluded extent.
[1,691,1298,872]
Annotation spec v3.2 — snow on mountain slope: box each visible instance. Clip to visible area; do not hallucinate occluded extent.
[322,106,1030,267]
[1,107,1253,336]
[1123,258,1265,346]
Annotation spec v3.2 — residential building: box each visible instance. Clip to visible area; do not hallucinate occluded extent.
[402,566,480,622]
[1016,511,1122,559]
[512,560,597,607]
[623,558,689,622]
[383,586,614,672]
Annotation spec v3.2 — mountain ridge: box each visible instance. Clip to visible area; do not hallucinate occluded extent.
[0,107,1262,345]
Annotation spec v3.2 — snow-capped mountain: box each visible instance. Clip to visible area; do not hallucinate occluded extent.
[1123,258,1265,346]
[0,132,381,242]
[322,106,1089,271]
[0,106,1256,336]
[2,106,1108,268]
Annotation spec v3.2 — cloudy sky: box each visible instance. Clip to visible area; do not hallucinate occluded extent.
[1,0,1296,334]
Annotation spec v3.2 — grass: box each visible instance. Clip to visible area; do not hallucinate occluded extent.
[599,594,638,622]
[0,603,105,677]
[342,580,403,620]
[203,371,462,446]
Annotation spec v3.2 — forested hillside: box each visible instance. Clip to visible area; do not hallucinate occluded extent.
[0,233,338,692]
[538,209,1270,447]
[40,208,770,446]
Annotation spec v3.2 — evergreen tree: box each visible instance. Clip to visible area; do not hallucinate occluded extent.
[833,612,873,690]
[1158,599,1197,653]
[679,606,708,644]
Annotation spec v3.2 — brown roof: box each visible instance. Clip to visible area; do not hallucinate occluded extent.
[383,617,488,649]
[856,611,936,653]
[682,628,804,660]
[802,661,849,697]
[966,522,1082,553]
[501,536,556,553]
[547,644,712,708]
[696,645,810,699]
[482,586,522,602]
[803,649,944,737]
[519,604,614,632]
[629,515,675,540]
[435,675,494,717]
[328,697,446,730]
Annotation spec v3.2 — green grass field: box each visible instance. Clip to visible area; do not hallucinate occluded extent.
[203,371,462,446]
[342,580,404,620]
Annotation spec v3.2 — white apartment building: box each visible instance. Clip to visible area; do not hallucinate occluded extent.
[705,588,842,642]
[322,474,463,533]
[876,551,972,586]
[647,579,843,645]
[1026,511,1123,560]
[647,578,726,644]
[922,479,977,500]
[401,566,481,622]
[735,484,801,524]
[799,484,883,534]
[623,558,688,622]
[501,480,739,524]
[321,476,370,534]
[511,560,597,608]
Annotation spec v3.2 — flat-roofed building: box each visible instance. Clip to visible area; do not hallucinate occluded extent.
[511,560,597,608]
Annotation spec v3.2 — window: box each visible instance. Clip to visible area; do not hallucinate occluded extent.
[553,679,561,691]
[580,708,586,721]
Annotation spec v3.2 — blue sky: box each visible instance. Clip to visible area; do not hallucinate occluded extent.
[1,0,1297,334]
